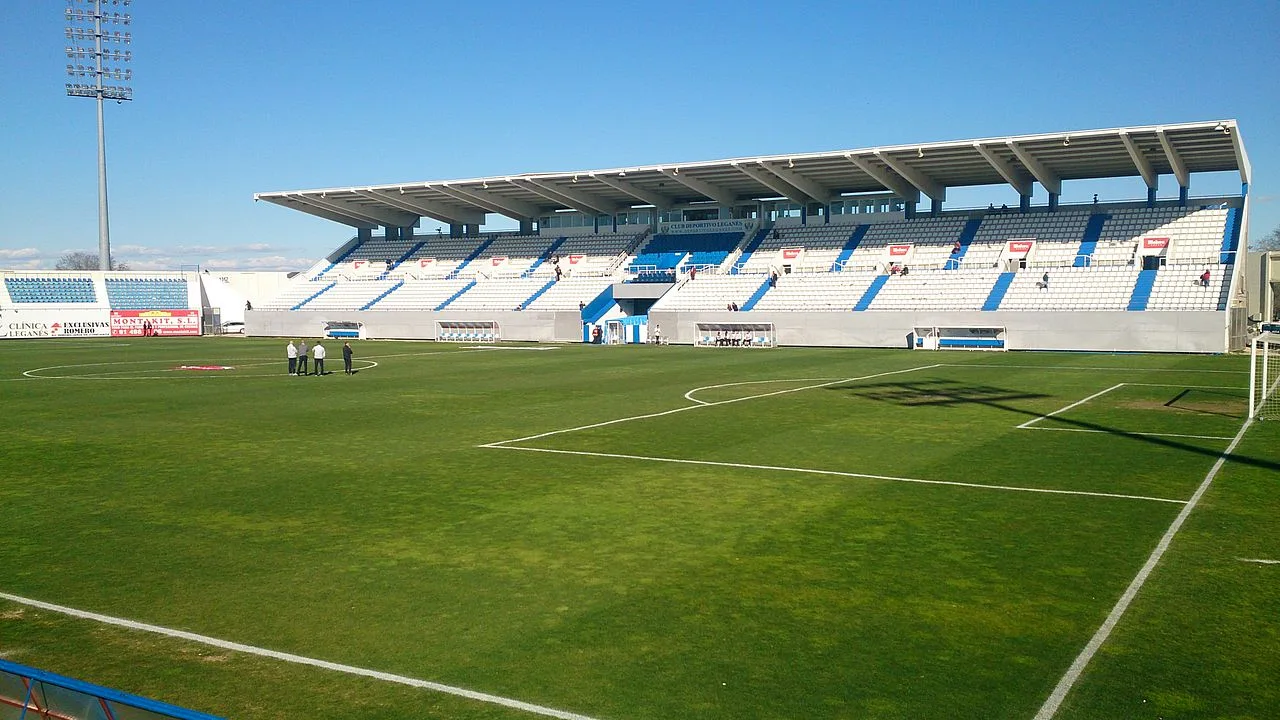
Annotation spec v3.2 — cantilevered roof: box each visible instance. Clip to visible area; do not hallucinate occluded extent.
[255,120,1250,229]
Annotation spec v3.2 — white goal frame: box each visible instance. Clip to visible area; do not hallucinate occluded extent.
[1249,332,1280,419]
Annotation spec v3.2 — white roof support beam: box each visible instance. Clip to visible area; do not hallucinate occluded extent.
[759,162,835,204]
[353,189,482,226]
[844,154,920,203]
[433,183,542,222]
[874,151,945,202]
[973,143,1033,197]
[260,195,378,229]
[1156,127,1191,189]
[1117,132,1158,190]
[657,168,737,207]
[588,173,673,210]
[288,193,415,228]
[515,178,617,216]
[732,161,812,204]
[1005,141,1061,195]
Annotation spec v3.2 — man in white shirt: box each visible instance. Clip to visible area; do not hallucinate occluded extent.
[287,341,298,375]
[313,341,327,376]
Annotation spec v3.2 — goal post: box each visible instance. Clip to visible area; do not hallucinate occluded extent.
[1249,330,1280,419]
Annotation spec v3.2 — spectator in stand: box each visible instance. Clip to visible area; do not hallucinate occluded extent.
[769,271,778,288]
[245,300,252,311]
[297,340,309,376]
[554,264,563,281]
[312,341,327,375]
[1037,272,1050,291]
[287,340,298,375]
[689,267,697,281]
[343,342,354,375]
[1200,269,1211,287]
[901,265,910,276]
[951,240,961,255]
[890,264,901,275]
[578,300,586,311]
[731,301,739,312]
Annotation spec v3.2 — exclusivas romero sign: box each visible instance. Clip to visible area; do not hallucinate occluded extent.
[0,308,113,339]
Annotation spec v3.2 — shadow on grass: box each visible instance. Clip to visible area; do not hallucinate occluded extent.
[828,379,1280,473]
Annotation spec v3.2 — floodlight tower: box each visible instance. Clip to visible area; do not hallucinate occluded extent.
[65,0,133,271]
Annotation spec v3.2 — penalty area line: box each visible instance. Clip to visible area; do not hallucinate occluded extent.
[0,591,601,720]
[1032,412,1257,719]
[487,444,1187,505]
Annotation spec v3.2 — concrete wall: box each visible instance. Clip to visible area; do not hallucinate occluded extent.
[649,309,1229,353]
[247,307,1230,353]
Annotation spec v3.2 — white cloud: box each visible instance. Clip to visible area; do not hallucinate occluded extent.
[0,248,41,260]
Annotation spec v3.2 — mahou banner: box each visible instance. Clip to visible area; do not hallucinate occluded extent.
[111,310,201,337]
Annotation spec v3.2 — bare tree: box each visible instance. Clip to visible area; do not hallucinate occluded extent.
[1252,226,1280,252]
[56,252,129,271]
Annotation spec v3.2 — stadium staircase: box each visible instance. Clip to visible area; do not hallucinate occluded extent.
[830,225,870,271]
[1074,214,1108,267]
[981,272,1016,311]
[435,280,476,310]
[853,274,889,311]
[522,237,567,277]
[1221,207,1241,264]
[312,237,366,280]
[581,286,615,323]
[520,279,558,308]
[445,238,496,279]
[1126,269,1158,311]
[292,282,337,310]
[946,218,983,269]
[731,228,771,274]
[739,277,774,311]
[380,242,427,279]
[361,280,404,310]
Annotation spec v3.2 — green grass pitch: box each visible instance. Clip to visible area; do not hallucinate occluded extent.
[1,337,1278,720]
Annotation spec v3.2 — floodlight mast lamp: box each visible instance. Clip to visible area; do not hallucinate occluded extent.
[65,0,133,271]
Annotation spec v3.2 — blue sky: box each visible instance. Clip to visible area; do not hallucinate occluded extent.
[1,0,1276,271]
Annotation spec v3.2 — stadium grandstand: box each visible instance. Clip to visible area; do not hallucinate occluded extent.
[0,120,1258,351]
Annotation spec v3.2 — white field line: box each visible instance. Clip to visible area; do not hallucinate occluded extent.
[683,377,842,406]
[1016,383,1127,430]
[941,363,1247,375]
[0,591,601,720]
[1121,383,1245,390]
[1033,414,1257,720]
[488,445,1188,505]
[1020,427,1236,442]
[481,365,942,447]
[1237,558,1280,565]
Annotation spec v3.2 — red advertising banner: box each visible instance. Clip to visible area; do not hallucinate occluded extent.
[491,256,508,267]
[110,310,200,337]
[888,244,912,257]
[419,258,436,268]
[1143,237,1170,249]
[1007,240,1034,254]
[568,255,585,265]
[352,260,369,271]
[781,247,804,260]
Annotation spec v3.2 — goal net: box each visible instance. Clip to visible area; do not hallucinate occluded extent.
[1250,332,1280,420]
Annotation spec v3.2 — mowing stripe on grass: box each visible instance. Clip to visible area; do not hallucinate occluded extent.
[942,363,1247,375]
[1016,383,1126,430]
[1033,414,1256,720]
[483,364,942,447]
[488,444,1188,505]
[1020,427,1235,442]
[0,591,602,720]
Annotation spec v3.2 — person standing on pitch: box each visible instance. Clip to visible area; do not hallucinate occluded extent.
[297,340,309,376]
[287,340,298,375]
[342,341,354,375]
[313,341,327,376]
